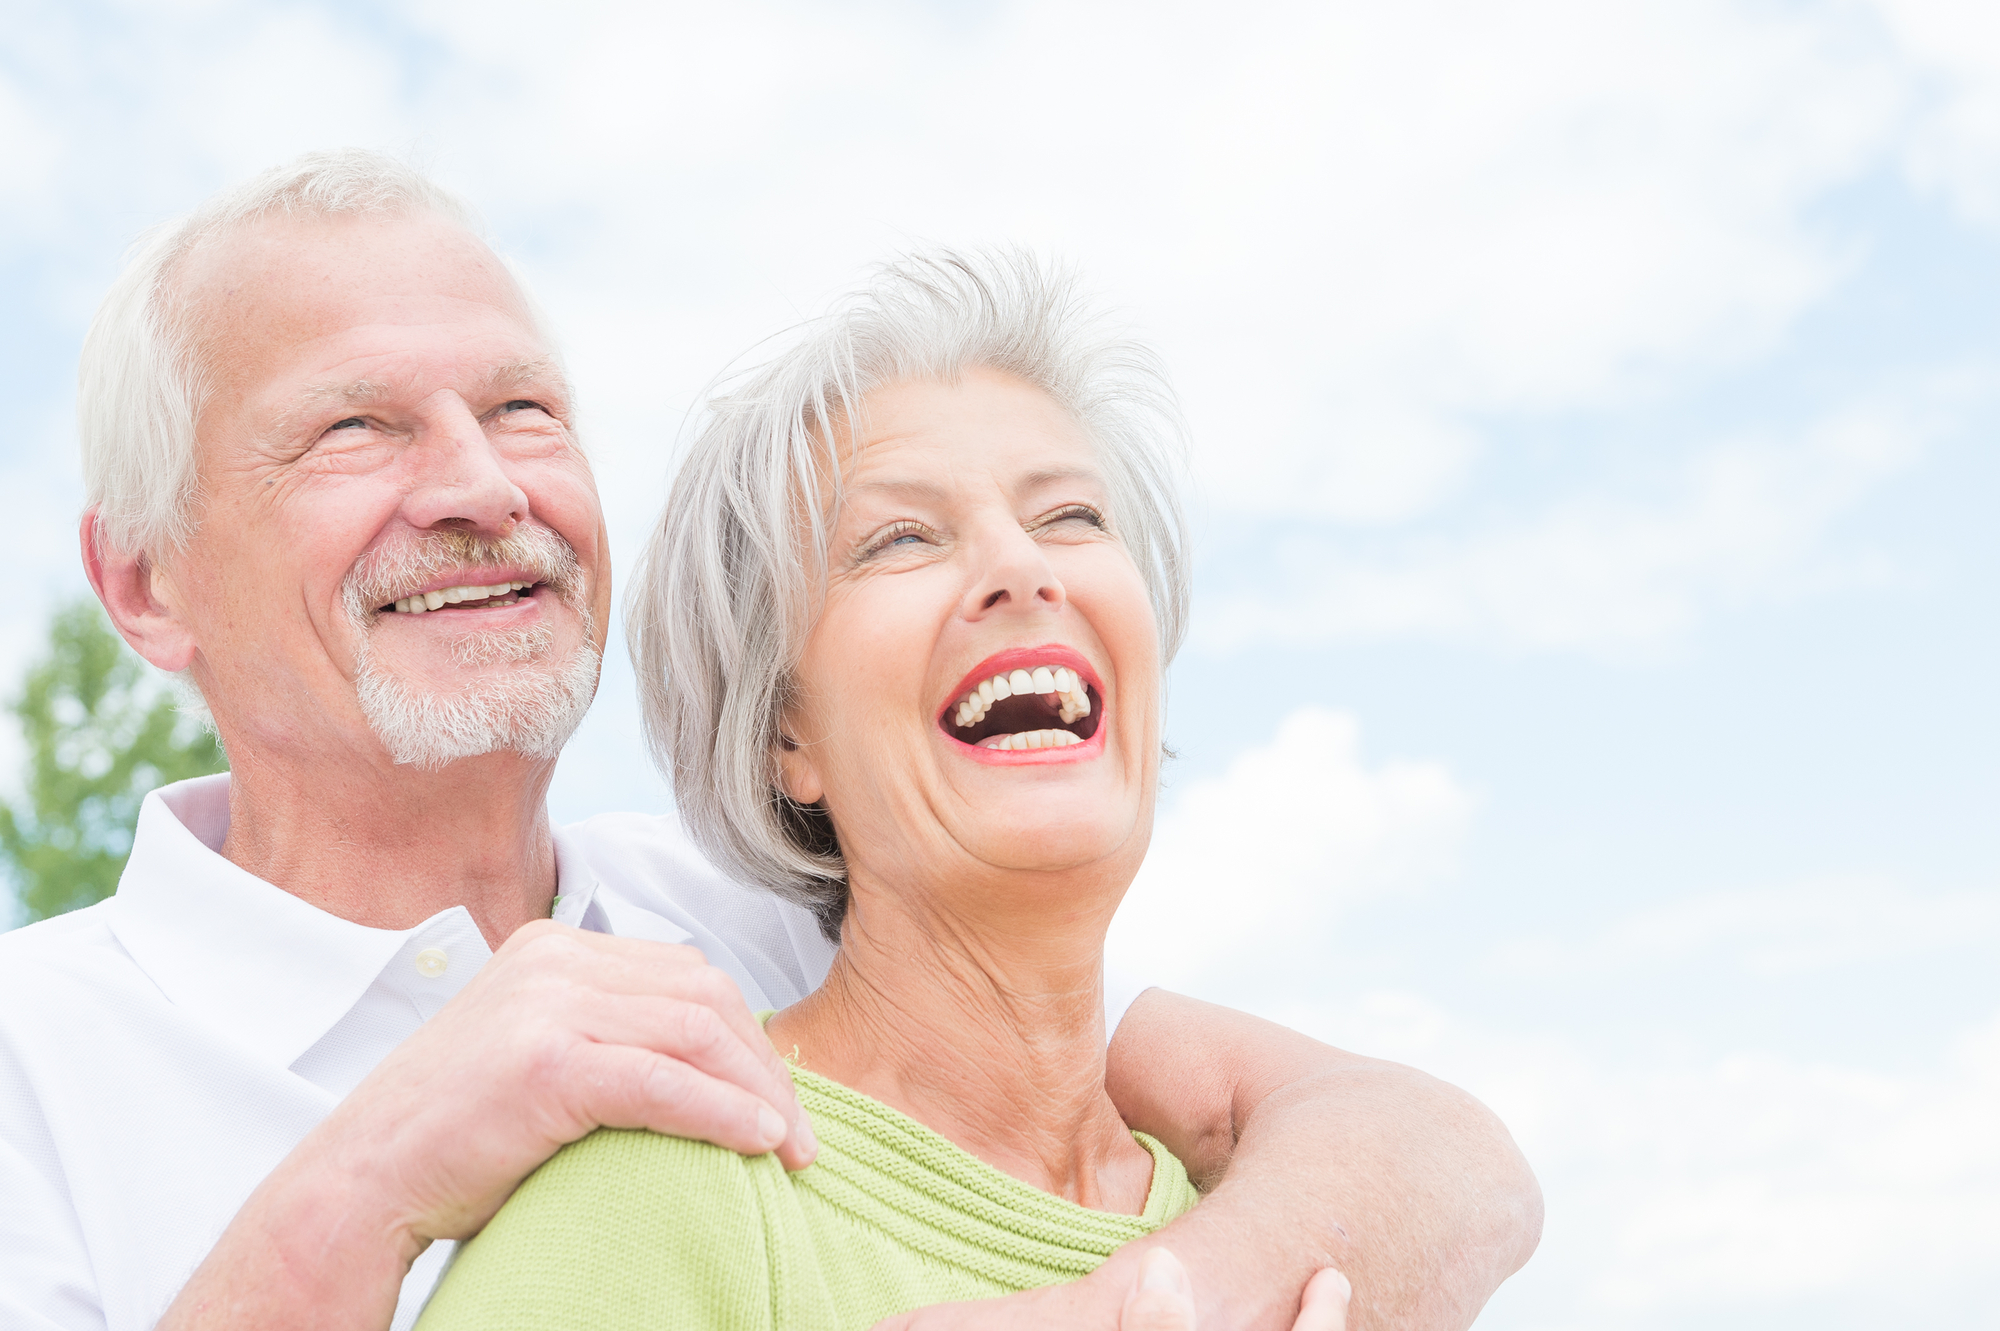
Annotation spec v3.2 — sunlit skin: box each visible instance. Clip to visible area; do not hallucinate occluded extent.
[767,367,1164,1213]
[84,213,613,942]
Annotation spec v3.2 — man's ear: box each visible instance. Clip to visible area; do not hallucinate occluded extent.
[81,510,198,673]
[773,729,825,807]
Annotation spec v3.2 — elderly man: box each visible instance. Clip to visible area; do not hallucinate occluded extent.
[0,151,1538,1331]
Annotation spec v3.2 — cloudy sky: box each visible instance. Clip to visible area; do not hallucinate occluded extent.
[3,1,1996,1326]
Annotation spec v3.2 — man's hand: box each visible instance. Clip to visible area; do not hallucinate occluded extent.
[158,921,812,1330]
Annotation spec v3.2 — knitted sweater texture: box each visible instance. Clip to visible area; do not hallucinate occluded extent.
[416,1062,1198,1330]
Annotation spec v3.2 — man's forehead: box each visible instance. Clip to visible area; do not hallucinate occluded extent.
[178,212,534,359]
[174,213,557,415]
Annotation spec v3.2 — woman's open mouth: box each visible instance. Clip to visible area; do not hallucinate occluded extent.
[937,652,1103,752]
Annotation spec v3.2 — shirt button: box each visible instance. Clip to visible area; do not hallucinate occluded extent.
[414,947,449,979]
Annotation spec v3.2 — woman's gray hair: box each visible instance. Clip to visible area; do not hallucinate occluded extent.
[78,149,480,558]
[627,248,1191,941]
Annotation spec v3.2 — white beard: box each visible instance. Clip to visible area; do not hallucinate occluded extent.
[353,626,601,771]
[339,525,603,771]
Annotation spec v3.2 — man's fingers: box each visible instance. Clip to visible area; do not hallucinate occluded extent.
[492,925,817,1164]
[568,991,815,1166]
[1121,1249,1196,1331]
[575,994,795,1107]
[565,1043,792,1155]
[1292,1268,1351,1331]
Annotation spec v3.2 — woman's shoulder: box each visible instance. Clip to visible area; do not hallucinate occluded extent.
[417,1128,788,1331]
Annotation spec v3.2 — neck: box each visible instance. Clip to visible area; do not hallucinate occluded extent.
[218,741,558,948]
[766,865,1153,1214]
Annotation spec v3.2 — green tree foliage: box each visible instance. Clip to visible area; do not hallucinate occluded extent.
[1,600,227,924]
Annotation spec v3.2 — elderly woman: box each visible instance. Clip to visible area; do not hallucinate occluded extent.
[416,252,1348,1329]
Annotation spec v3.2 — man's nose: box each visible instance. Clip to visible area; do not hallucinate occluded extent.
[400,397,530,536]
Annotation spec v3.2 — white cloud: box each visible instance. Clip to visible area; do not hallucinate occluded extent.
[1487,877,2000,980]
[1253,990,2000,1326]
[1874,0,2000,225]
[366,0,1909,523]
[1106,707,1472,991]
[0,0,1951,653]
[1196,379,1958,655]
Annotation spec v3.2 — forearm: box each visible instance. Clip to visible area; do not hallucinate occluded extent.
[1105,992,1541,1331]
[158,1118,422,1331]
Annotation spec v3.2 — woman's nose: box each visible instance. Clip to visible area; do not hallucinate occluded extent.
[960,527,1067,621]
[400,398,530,537]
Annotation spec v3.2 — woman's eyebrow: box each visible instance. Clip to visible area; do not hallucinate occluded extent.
[848,477,950,503]
[1019,465,1101,487]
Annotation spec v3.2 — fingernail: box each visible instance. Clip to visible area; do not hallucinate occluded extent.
[757,1106,787,1147]
[795,1111,819,1157]
[1141,1248,1187,1295]
[1327,1270,1351,1302]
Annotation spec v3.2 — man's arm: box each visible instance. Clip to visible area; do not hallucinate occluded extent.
[878,991,1538,1331]
[1101,991,1540,1330]
[158,921,816,1331]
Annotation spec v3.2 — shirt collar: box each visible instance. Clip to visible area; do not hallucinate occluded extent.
[108,774,600,1071]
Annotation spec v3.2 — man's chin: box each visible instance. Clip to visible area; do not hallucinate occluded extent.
[354,640,602,772]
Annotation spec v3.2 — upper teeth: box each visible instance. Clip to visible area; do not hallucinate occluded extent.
[388,581,533,614]
[952,664,1093,730]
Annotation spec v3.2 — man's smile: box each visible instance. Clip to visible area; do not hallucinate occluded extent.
[382,579,540,614]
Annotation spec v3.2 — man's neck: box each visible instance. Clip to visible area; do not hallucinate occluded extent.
[219,747,559,949]
[766,871,1155,1215]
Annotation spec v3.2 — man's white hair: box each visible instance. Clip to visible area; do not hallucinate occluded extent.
[627,248,1191,941]
[78,148,479,558]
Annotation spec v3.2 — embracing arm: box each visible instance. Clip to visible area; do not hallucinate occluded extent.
[1102,990,1541,1331]
[155,923,814,1331]
[878,991,1537,1331]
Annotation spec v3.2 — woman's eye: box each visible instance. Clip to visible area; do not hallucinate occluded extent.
[864,522,934,558]
[1036,504,1105,530]
[328,417,368,432]
[500,400,544,414]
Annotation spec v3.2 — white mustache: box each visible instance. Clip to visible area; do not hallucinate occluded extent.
[340,525,583,624]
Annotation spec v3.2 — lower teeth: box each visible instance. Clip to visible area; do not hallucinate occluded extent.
[979,729,1079,751]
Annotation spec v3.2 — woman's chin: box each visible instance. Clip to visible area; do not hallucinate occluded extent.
[957,816,1143,877]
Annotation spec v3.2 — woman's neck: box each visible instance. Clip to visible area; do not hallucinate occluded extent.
[765,879,1155,1215]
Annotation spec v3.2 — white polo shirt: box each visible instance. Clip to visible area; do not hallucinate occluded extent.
[0,775,839,1331]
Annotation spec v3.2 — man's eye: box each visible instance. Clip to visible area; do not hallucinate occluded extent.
[328,417,368,431]
[500,400,546,414]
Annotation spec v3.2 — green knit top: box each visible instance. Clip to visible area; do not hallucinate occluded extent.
[415,1059,1199,1330]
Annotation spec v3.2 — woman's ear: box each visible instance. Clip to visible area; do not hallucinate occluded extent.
[774,730,826,806]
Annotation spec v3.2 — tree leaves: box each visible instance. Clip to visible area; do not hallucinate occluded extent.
[1,601,227,923]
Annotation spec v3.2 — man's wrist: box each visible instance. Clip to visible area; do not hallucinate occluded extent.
[159,1119,426,1331]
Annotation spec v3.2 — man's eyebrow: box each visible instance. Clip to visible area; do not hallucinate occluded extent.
[271,378,396,438]
[485,357,571,397]
[279,359,572,431]
[295,378,395,410]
